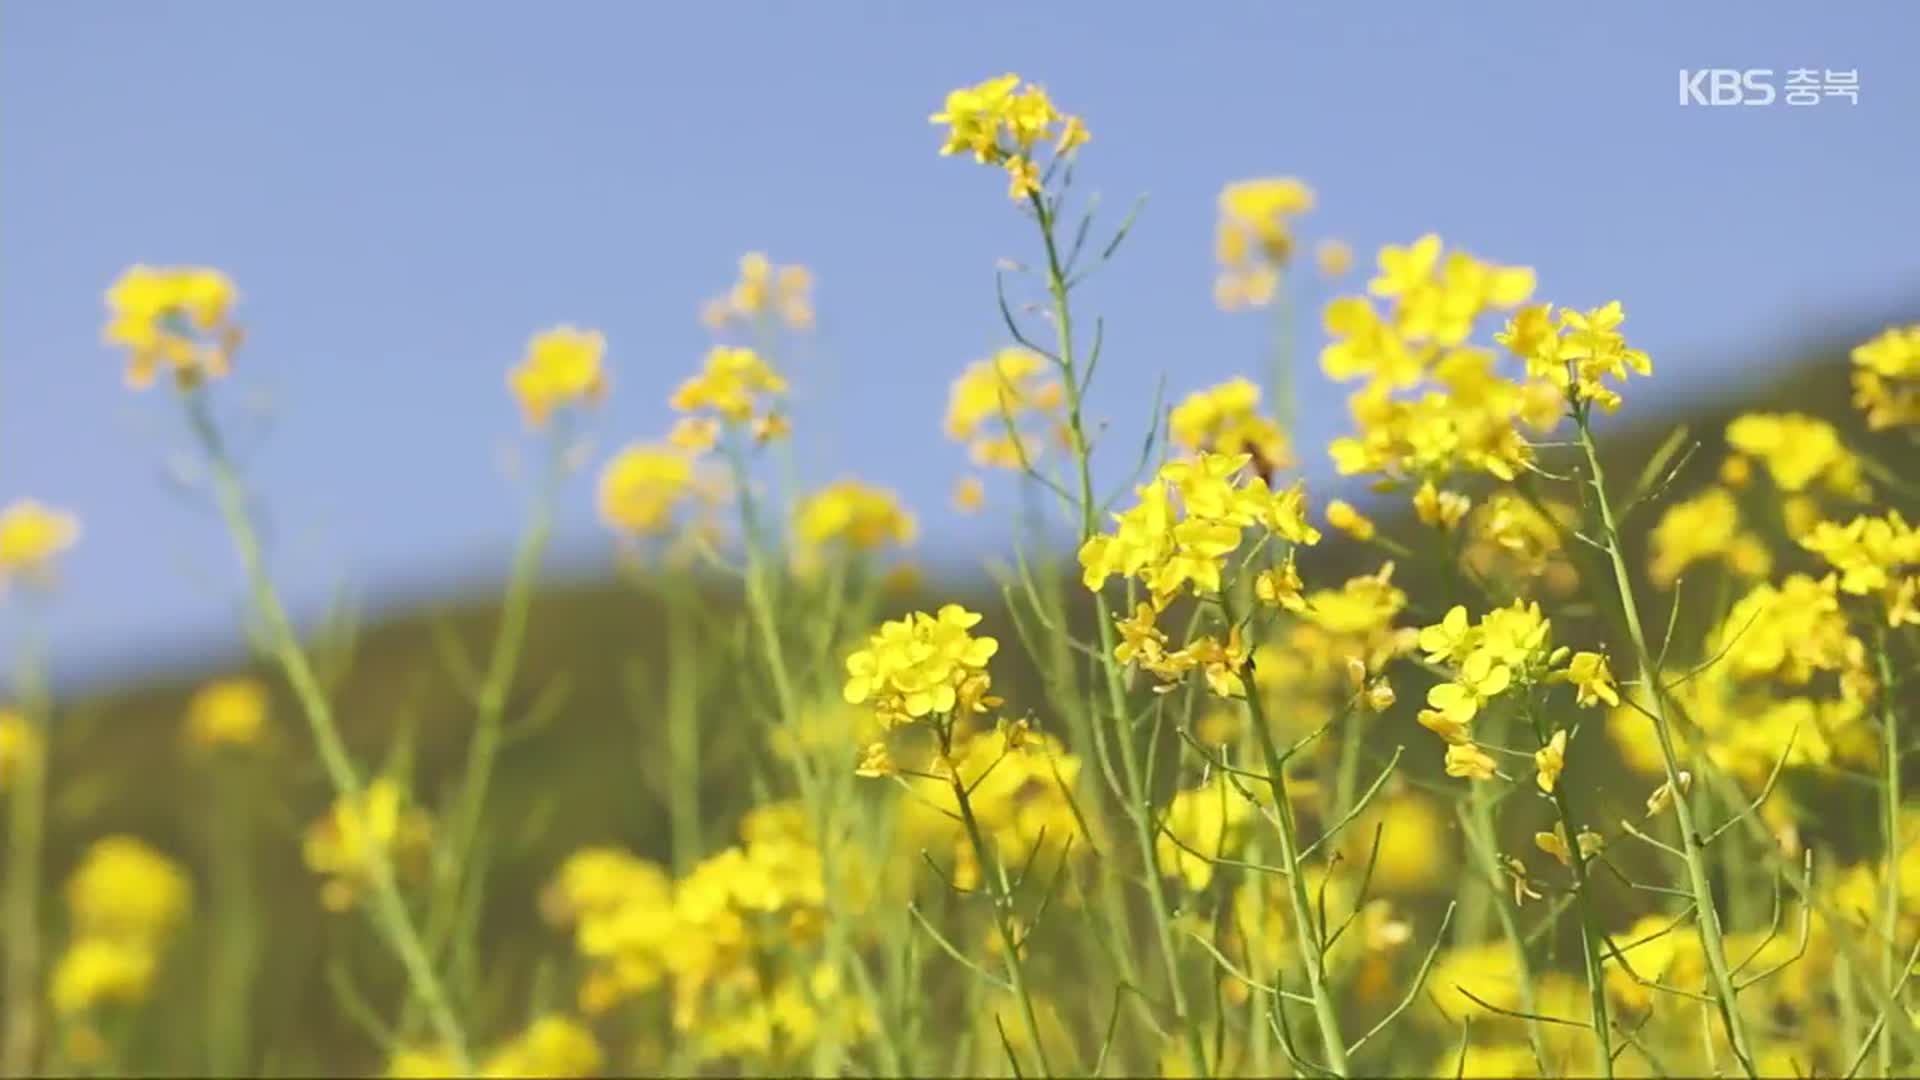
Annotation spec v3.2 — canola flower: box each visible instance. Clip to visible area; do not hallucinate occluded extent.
[597,442,698,538]
[943,346,1065,470]
[793,480,917,553]
[183,677,269,749]
[0,499,80,590]
[671,345,789,437]
[1214,177,1314,309]
[929,73,1088,200]
[841,604,999,729]
[302,778,435,913]
[50,837,192,1017]
[101,265,242,389]
[702,252,815,333]
[1168,376,1293,473]
[508,325,607,429]
[1851,323,1920,430]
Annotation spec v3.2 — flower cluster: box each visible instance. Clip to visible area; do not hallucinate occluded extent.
[50,837,192,1016]
[596,443,702,539]
[1247,563,1411,737]
[183,676,269,750]
[1157,771,1254,890]
[1724,412,1868,500]
[1647,486,1772,587]
[508,326,608,429]
[670,345,789,439]
[1213,177,1314,309]
[1461,491,1580,596]
[102,265,242,389]
[944,346,1066,470]
[1497,300,1652,412]
[1851,323,1920,430]
[0,498,80,590]
[896,728,1085,891]
[1081,452,1320,609]
[842,605,1000,729]
[701,252,814,333]
[793,480,917,553]
[930,73,1088,199]
[1321,238,1554,485]
[301,778,435,913]
[1801,510,1920,626]
[542,806,871,1064]
[1414,602,1616,782]
[1168,377,1292,473]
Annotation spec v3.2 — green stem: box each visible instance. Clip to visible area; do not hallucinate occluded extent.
[1,643,49,1077]
[1877,640,1901,1079]
[427,428,562,972]
[1535,731,1614,1077]
[1461,795,1551,1072]
[1029,189,1212,1078]
[185,392,470,1069]
[1239,630,1350,1076]
[1574,414,1755,1076]
[662,576,702,876]
[947,733,1054,1077]
[207,758,259,1075]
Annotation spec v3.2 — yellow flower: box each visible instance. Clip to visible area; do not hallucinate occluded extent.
[1254,555,1306,612]
[944,346,1064,469]
[102,265,242,389]
[0,499,81,588]
[1412,480,1471,530]
[1215,178,1315,308]
[49,937,158,1016]
[931,74,1085,200]
[843,605,1000,727]
[482,1015,603,1079]
[703,252,815,332]
[1554,650,1620,707]
[853,741,896,778]
[597,443,696,538]
[794,480,916,552]
[1725,413,1867,498]
[1369,234,1442,299]
[1648,486,1771,587]
[1345,793,1451,892]
[0,708,41,789]
[671,345,787,424]
[1444,742,1498,781]
[507,325,607,428]
[387,1046,464,1079]
[1325,499,1377,541]
[1315,238,1354,279]
[952,474,986,513]
[302,778,434,912]
[1851,323,1920,430]
[1157,772,1253,891]
[1535,729,1568,794]
[64,836,193,945]
[1168,377,1292,471]
[1534,823,1603,867]
[1645,770,1692,817]
[184,677,269,749]
[1423,650,1511,731]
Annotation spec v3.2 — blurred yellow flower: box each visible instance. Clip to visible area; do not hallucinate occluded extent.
[302,778,434,912]
[482,1015,603,1078]
[184,677,269,749]
[597,443,696,538]
[1535,729,1568,794]
[1315,237,1354,279]
[102,264,242,389]
[0,707,41,789]
[508,325,607,428]
[671,345,788,426]
[945,346,1065,469]
[49,936,158,1016]
[65,835,193,945]
[1168,377,1292,472]
[1325,499,1376,542]
[702,252,815,332]
[794,480,917,552]
[951,474,987,513]
[0,498,81,589]
[1215,177,1315,309]
[1851,323,1920,430]
[1157,772,1253,891]
[1725,412,1867,498]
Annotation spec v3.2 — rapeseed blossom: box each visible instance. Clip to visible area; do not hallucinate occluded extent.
[1724,412,1867,499]
[302,778,434,912]
[183,676,269,749]
[508,325,607,428]
[102,265,242,389]
[1647,486,1772,587]
[51,836,192,1016]
[944,346,1065,470]
[842,605,999,728]
[671,345,788,432]
[930,73,1088,199]
[1850,323,1920,429]
[1214,177,1314,309]
[1800,510,1920,625]
[701,252,815,332]
[0,499,80,589]
[597,442,699,538]
[1168,377,1292,472]
[793,480,917,552]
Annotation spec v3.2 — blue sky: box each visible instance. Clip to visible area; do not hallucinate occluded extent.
[3,3,1917,687]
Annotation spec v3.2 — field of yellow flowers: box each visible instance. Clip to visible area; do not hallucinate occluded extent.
[3,72,1920,1079]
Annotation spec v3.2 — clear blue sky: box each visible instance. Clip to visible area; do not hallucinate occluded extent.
[3,3,1917,688]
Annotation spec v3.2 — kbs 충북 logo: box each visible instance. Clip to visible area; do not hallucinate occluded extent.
[1678,69,1860,106]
